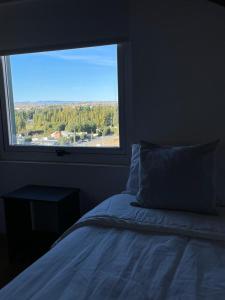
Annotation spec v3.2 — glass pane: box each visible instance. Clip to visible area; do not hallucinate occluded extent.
[8,44,119,148]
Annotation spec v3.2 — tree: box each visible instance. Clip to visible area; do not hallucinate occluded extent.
[15,103,119,143]
[57,123,66,131]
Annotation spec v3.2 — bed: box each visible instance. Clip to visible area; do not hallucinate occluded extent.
[0,193,225,300]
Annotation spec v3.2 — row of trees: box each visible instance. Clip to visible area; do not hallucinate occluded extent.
[15,104,119,138]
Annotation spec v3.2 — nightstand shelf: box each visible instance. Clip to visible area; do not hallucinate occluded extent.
[3,185,80,263]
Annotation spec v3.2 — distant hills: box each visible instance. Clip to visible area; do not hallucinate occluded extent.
[14,100,118,108]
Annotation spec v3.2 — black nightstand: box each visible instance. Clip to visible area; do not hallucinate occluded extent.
[3,185,80,263]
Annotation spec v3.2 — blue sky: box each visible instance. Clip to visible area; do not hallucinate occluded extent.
[10,44,118,103]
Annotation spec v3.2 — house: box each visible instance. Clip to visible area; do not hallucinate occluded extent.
[50,131,62,139]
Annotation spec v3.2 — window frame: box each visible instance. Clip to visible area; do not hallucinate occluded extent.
[0,42,129,164]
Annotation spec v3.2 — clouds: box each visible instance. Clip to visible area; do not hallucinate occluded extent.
[11,44,118,102]
[38,51,116,67]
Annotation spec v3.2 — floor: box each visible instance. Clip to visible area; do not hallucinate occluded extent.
[0,235,34,289]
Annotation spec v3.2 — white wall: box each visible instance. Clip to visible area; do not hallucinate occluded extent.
[0,0,129,54]
[1,0,225,232]
[131,0,225,144]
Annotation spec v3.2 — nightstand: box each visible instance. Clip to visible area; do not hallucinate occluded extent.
[3,185,80,263]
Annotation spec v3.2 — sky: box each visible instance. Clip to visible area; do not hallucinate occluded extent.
[10,44,118,103]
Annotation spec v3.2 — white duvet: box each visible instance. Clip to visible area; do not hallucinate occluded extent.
[1,194,225,300]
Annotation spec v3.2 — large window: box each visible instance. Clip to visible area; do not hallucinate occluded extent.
[2,44,121,150]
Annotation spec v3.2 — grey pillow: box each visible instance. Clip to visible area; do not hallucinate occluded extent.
[124,142,169,195]
[123,144,140,195]
[132,140,219,214]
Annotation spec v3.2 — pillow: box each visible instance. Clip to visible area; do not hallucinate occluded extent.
[123,143,140,195]
[124,142,171,195]
[132,140,220,214]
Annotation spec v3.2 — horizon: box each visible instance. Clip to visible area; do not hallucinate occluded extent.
[14,99,118,103]
[10,44,118,103]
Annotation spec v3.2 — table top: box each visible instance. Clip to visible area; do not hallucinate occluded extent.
[3,185,80,202]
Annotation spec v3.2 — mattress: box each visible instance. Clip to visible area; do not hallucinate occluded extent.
[0,193,225,300]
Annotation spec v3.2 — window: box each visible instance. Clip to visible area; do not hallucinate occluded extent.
[1,44,122,152]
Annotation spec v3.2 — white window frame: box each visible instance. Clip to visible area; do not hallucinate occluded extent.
[0,42,130,164]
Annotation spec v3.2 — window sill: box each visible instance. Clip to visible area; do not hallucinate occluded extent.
[0,146,129,166]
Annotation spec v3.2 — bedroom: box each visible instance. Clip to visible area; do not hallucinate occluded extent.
[0,0,225,299]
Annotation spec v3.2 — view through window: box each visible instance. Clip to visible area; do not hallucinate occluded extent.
[7,44,119,148]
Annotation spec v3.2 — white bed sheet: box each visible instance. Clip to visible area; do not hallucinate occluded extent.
[1,194,225,300]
